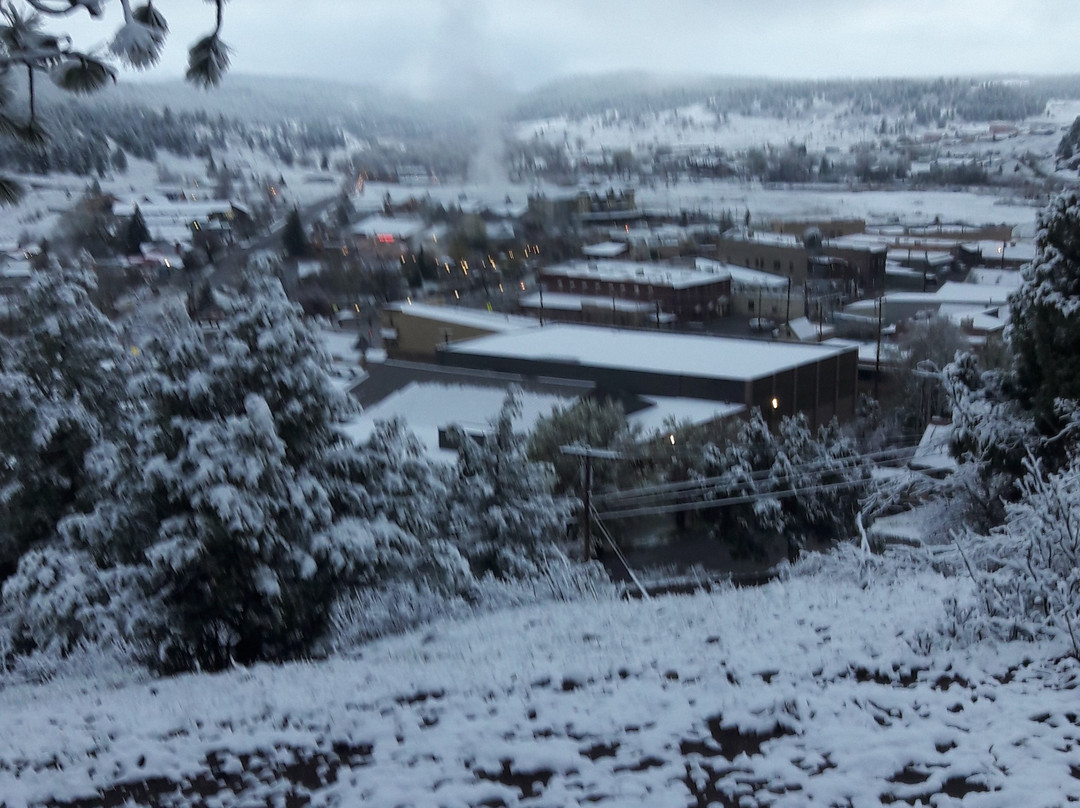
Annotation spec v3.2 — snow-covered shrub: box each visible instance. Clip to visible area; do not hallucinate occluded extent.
[956,455,1080,657]
[1,545,154,659]
[325,551,614,650]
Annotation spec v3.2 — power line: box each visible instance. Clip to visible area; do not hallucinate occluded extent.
[597,442,921,510]
[594,475,879,521]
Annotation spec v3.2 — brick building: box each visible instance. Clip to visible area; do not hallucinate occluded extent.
[536,259,731,321]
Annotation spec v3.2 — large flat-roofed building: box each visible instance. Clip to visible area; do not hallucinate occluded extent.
[537,259,731,320]
[437,324,858,425]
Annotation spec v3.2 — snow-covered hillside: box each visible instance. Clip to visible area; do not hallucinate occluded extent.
[2,552,1077,807]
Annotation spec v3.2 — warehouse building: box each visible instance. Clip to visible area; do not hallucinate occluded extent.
[437,324,858,426]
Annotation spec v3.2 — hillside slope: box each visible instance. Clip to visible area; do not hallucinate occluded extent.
[2,554,1078,807]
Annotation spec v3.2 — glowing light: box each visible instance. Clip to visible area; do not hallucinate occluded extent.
[771,397,779,410]
[669,434,676,445]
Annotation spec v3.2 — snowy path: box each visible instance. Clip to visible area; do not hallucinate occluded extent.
[1,565,1078,807]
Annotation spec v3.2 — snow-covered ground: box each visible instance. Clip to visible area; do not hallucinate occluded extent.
[0,140,344,248]
[1,553,1076,807]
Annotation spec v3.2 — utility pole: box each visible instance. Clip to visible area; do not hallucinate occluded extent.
[785,276,792,328]
[582,453,593,560]
[874,294,884,399]
[560,444,622,561]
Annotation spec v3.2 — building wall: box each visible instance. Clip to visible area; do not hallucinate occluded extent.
[539,270,730,319]
[729,285,807,319]
[381,309,504,360]
[716,239,809,282]
[771,218,866,239]
[518,301,663,328]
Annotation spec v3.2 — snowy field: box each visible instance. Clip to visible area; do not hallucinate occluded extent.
[367,178,1044,238]
[2,553,1078,807]
[515,99,1080,168]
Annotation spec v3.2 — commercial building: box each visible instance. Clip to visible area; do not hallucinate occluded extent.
[437,324,859,426]
[536,259,731,321]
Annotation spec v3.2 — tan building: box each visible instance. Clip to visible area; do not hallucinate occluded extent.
[714,228,886,296]
[381,302,538,361]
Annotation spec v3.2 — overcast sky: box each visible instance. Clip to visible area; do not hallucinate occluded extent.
[56,0,1080,98]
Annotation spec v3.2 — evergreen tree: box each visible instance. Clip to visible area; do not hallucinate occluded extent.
[528,397,642,495]
[0,263,128,581]
[1009,190,1080,451]
[282,207,310,258]
[442,389,573,578]
[123,205,151,255]
[111,147,128,174]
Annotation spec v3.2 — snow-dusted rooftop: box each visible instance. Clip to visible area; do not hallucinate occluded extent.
[541,259,729,290]
[965,267,1023,287]
[349,215,427,240]
[630,396,745,433]
[720,227,803,248]
[695,258,789,289]
[519,291,662,314]
[444,324,855,381]
[341,382,575,459]
[582,241,629,258]
[963,239,1037,264]
[386,301,538,331]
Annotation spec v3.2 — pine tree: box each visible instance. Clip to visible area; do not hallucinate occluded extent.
[1009,190,1080,450]
[442,389,573,578]
[0,263,128,581]
[528,397,641,495]
[282,207,310,258]
[123,205,151,255]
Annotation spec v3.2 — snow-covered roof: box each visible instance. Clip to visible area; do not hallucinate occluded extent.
[541,259,728,290]
[965,267,1023,287]
[350,215,427,240]
[933,281,1014,307]
[823,338,905,366]
[341,381,576,459]
[962,239,1036,264]
[583,241,629,258]
[909,420,957,475]
[721,227,802,248]
[445,324,856,381]
[386,301,538,331]
[847,283,1014,314]
[696,258,788,289]
[938,304,1008,334]
[0,259,32,279]
[297,260,323,279]
[628,396,745,433]
[887,249,953,268]
[519,291,661,314]
[112,200,236,220]
[787,316,832,342]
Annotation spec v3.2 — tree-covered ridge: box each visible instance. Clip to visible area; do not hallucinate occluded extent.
[513,75,1060,124]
